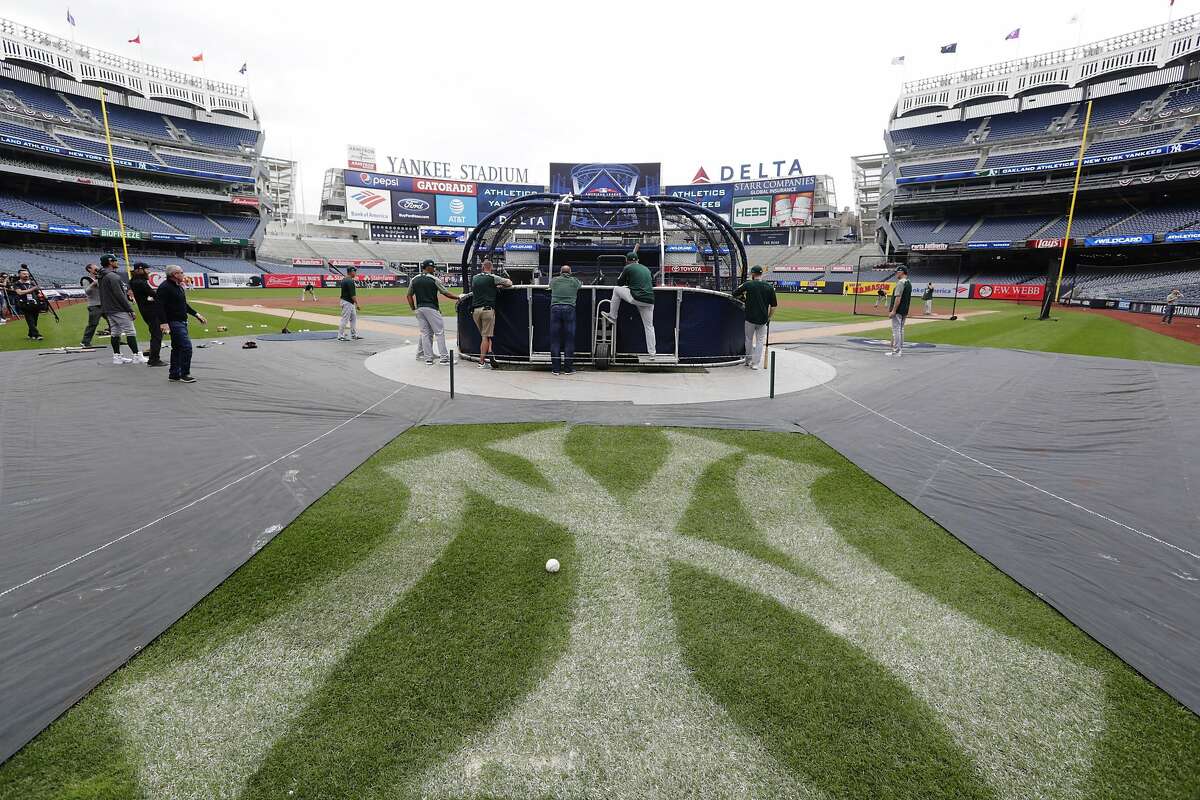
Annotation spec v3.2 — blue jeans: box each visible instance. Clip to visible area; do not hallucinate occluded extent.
[168,321,193,378]
[550,304,576,371]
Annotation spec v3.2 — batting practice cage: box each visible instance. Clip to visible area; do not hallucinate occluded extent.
[851,253,964,319]
[455,194,751,368]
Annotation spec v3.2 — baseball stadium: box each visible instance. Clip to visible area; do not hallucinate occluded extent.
[1,4,1199,799]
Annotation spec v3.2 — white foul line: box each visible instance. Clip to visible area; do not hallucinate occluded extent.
[822,384,1200,563]
[0,386,409,601]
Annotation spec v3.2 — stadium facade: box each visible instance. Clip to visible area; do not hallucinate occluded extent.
[0,17,272,287]
[878,13,1200,306]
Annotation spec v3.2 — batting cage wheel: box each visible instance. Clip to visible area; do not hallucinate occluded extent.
[593,341,611,371]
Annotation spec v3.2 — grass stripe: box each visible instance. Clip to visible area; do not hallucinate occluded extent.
[671,562,997,800]
[238,493,576,799]
[563,424,668,500]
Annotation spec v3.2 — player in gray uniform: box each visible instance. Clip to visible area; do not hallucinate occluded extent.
[407,259,460,364]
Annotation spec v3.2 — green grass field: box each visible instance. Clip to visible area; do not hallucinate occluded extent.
[855,301,1200,366]
[187,288,458,318]
[2,424,1196,800]
[0,300,334,353]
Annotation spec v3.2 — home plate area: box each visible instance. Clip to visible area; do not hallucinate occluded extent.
[365,345,837,404]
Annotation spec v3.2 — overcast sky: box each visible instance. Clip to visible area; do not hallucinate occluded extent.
[6,0,1193,214]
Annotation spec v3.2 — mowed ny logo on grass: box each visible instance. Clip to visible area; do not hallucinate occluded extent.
[110,428,1103,800]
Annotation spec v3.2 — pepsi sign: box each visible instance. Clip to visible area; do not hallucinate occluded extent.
[342,169,413,191]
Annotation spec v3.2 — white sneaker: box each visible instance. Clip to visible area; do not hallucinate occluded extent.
[885,351,897,357]
[112,354,125,365]
[439,355,452,364]
[132,353,148,364]
[750,363,760,370]
[477,361,491,369]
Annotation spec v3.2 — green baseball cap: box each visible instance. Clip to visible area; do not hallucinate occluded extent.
[751,265,764,274]
[99,254,118,266]
[625,252,638,262]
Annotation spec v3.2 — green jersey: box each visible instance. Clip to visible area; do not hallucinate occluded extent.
[549,274,582,306]
[471,272,501,309]
[891,278,913,316]
[408,273,444,309]
[734,279,778,325]
[617,262,655,304]
[338,277,356,303]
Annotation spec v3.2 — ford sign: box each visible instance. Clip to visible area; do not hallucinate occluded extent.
[398,198,430,211]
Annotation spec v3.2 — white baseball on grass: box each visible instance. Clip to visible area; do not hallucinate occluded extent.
[545,558,560,574]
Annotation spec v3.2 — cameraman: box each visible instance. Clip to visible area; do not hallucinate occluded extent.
[80,263,104,347]
[10,265,44,340]
[0,272,11,324]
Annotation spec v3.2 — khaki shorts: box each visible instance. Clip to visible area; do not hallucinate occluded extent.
[472,308,496,338]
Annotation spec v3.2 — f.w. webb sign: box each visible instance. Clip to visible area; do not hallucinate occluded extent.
[383,156,529,184]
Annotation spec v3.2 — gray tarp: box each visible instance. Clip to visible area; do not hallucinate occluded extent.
[1,334,1197,764]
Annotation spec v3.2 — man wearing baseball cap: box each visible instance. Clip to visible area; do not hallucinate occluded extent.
[732,265,777,369]
[97,254,144,364]
[407,259,459,364]
[602,251,656,356]
[337,267,363,341]
[888,265,913,357]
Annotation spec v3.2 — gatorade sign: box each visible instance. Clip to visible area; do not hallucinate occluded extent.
[732,196,771,228]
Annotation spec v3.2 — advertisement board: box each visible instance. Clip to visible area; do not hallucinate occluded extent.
[205,273,261,288]
[344,170,413,191]
[1027,238,1065,249]
[101,228,143,240]
[347,144,377,171]
[47,223,92,236]
[391,192,437,224]
[346,187,394,223]
[843,281,894,295]
[291,258,325,266]
[1165,230,1200,243]
[732,196,772,228]
[1084,234,1153,247]
[732,175,815,198]
[549,162,661,197]
[662,265,711,273]
[231,196,260,206]
[771,192,814,227]
[147,271,206,289]
[0,217,39,231]
[370,223,418,241]
[743,230,789,246]
[972,284,1045,300]
[664,183,733,218]
[967,241,1012,250]
[436,194,477,227]
[328,259,387,268]
[695,159,806,183]
[476,183,544,217]
[263,273,323,289]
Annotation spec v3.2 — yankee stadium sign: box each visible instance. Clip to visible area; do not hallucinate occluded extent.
[383,156,529,184]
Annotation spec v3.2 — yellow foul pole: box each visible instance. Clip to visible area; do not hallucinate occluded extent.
[98,89,134,278]
[1055,100,1093,303]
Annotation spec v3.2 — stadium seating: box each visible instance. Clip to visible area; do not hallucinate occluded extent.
[970,271,1045,284]
[0,119,63,148]
[891,217,976,244]
[157,152,253,177]
[0,191,75,225]
[183,255,264,273]
[0,77,73,119]
[1085,87,1165,127]
[898,157,979,177]
[1072,266,1200,301]
[1161,83,1200,115]
[983,146,1079,169]
[27,198,116,229]
[56,134,159,163]
[1085,130,1179,159]
[173,118,259,151]
[969,215,1056,242]
[148,210,226,238]
[62,94,171,140]
[1101,204,1200,236]
[1037,210,1133,238]
[983,104,1070,142]
[890,120,976,150]
[208,215,261,239]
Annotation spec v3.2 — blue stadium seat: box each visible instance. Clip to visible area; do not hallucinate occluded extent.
[892,217,976,244]
[1102,205,1200,236]
[1084,130,1179,159]
[157,152,252,176]
[983,105,1069,142]
[889,120,978,150]
[983,146,1080,170]
[898,157,978,177]
[969,215,1056,242]
[56,134,159,163]
[0,77,74,118]
[208,214,261,239]
[0,119,63,149]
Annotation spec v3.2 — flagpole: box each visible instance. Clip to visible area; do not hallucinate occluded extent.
[1053,100,1093,308]
[98,89,134,278]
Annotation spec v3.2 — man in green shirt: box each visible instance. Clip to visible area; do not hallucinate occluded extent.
[732,265,778,369]
[888,266,913,357]
[922,282,935,315]
[337,267,362,340]
[408,259,459,364]
[470,259,513,368]
[602,252,657,355]
[548,264,582,374]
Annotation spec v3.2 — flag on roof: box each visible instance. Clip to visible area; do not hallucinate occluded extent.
[128,34,140,44]
[891,55,906,66]
[192,52,204,62]
[66,9,76,26]
[1006,28,1021,41]
[239,62,247,75]
[940,43,958,54]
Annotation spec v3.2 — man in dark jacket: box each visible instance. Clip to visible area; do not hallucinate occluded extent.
[129,262,166,366]
[97,254,143,364]
[156,265,207,383]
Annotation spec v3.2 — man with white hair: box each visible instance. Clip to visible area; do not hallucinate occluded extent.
[156,265,207,383]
